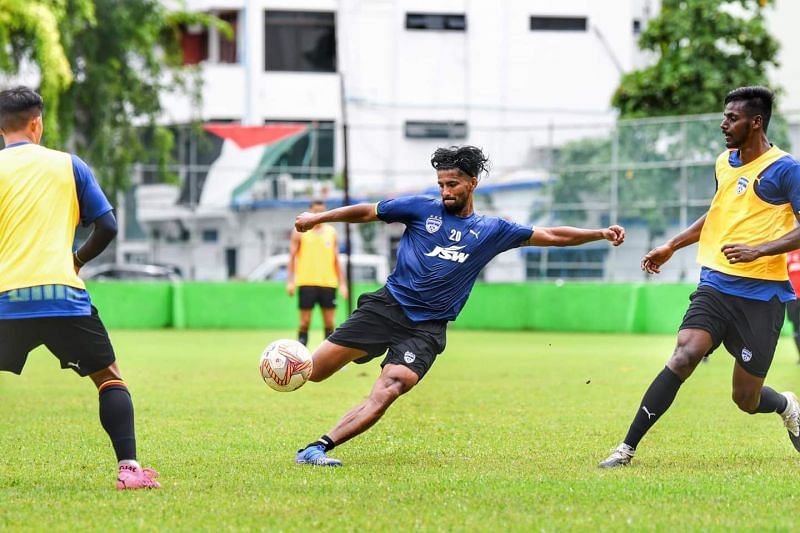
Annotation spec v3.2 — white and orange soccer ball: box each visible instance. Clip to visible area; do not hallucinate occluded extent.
[259,339,313,392]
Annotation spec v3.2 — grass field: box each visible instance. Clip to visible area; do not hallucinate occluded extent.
[2,328,800,531]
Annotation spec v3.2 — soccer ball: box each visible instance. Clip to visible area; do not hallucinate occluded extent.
[259,339,313,392]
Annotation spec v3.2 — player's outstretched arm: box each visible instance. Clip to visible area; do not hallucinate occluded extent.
[524,225,625,248]
[642,213,706,274]
[722,224,800,265]
[73,211,118,271]
[295,203,379,232]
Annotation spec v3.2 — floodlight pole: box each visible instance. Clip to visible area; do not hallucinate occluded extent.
[339,73,353,316]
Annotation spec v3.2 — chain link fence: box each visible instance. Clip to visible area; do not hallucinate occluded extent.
[129,111,800,281]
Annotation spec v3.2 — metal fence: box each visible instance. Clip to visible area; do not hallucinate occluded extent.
[129,111,800,282]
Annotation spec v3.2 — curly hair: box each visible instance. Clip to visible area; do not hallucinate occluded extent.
[430,145,490,179]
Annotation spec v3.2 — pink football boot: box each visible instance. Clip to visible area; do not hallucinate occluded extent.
[116,464,161,490]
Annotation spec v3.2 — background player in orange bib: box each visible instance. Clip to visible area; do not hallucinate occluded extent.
[287,200,348,346]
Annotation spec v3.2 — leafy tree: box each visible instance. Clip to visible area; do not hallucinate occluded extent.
[549,0,784,252]
[0,0,228,198]
[0,0,79,144]
[614,0,778,117]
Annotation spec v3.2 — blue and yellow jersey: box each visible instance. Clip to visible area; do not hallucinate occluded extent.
[697,146,800,302]
[0,141,112,318]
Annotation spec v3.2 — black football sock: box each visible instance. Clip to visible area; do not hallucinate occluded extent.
[623,366,683,449]
[305,435,336,451]
[324,328,334,338]
[754,386,788,414]
[98,381,137,462]
[298,330,309,346]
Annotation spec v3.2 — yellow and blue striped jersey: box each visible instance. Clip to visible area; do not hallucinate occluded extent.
[0,141,112,318]
[697,146,800,302]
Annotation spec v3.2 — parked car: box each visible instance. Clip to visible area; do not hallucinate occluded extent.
[247,253,389,284]
[80,263,183,282]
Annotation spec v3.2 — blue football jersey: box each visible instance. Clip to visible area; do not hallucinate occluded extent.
[377,195,533,321]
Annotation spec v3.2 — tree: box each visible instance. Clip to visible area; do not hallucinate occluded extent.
[614,0,779,117]
[0,0,79,145]
[549,0,785,258]
[0,0,227,198]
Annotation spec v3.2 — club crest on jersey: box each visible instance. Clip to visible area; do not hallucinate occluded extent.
[736,176,749,195]
[426,215,442,233]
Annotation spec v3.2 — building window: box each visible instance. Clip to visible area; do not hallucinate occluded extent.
[179,11,240,65]
[406,13,466,31]
[405,121,468,140]
[265,11,336,72]
[530,16,587,32]
[202,229,219,243]
[180,25,208,65]
[217,11,239,64]
[633,19,642,35]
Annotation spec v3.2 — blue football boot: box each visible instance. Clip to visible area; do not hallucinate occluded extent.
[295,445,343,467]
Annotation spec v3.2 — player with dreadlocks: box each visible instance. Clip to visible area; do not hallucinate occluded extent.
[291,145,626,466]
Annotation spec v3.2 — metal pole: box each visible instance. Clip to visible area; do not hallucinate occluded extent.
[610,124,620,282]
[678,118,689,281]
[541,121,555,280]
[339,73,353,316]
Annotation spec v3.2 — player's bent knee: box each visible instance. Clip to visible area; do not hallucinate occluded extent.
[732,389,760,413]
[370,377,413,410]
[89,363,123,388]
[668,343,706,377]
[381,364,419,394]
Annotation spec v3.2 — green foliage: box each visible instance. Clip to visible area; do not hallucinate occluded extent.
[551,0,784,240]
[2,329,800,529]
[0,0,78,145]
[614,0,779,117]
[0,0,230,198]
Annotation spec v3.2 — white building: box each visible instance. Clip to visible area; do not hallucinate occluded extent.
[133,0,652,280]
[132,0,800,281]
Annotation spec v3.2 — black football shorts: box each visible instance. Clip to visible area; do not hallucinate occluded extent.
[0,306,116,377]
[327,287,447,380]
[679,285,785,378]
[298,286,337,310]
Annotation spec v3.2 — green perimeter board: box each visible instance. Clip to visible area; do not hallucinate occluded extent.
[83,281,793,335]
[85,281,172,328]
[178,282,380,329]
[632,283,696,334]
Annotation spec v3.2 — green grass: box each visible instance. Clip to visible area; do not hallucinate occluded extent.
[2,329,800,531]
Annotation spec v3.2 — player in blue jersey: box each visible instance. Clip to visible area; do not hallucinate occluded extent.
[292,145,626,466]
[0,87,159,489]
